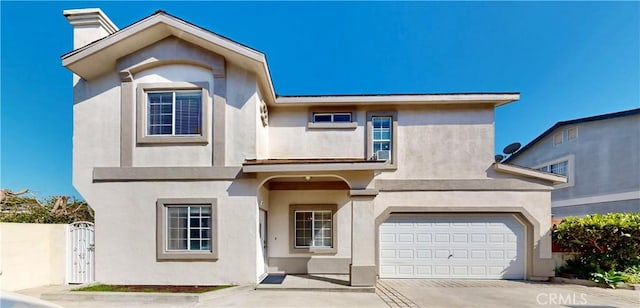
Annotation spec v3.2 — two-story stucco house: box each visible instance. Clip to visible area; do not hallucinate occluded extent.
[506,108,640,218]
[62,8,565,287]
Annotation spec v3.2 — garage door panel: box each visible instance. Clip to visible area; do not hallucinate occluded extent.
[379,215,524,279]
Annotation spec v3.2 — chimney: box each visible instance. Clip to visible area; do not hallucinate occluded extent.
[64,8,118,50]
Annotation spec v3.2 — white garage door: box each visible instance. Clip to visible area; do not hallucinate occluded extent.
[379,215,525,279]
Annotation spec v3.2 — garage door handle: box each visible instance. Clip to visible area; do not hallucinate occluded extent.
[448,254,453,259]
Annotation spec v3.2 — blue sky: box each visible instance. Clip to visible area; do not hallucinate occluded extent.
[1,1,638,200]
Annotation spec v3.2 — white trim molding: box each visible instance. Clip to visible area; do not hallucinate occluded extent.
[552,190,640,208]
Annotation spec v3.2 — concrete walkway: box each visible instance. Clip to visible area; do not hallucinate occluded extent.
[17,279,640,307]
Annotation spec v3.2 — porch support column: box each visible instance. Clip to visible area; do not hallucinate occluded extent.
[350,189,378,287]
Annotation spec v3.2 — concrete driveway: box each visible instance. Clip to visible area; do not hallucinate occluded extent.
[377,279,640,308]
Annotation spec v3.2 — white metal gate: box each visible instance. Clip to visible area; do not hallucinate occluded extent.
[67,221,95,284]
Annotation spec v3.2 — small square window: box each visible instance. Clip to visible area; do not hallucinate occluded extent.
[553,133,563,146]
[567,127,578,141]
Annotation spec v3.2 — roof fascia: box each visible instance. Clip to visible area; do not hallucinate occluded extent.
[274,93,520,107]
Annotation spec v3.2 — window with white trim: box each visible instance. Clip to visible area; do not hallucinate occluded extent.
[166,205,211,251]
[294,210,333,248]
[147,90,202,136]
[313,112,352,123]
[372,116,392,161]
[537,160,568,177]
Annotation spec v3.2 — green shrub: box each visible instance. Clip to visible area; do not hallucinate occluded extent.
[553,213,640,272]
[591,268,625,289]
[622,266,640,284]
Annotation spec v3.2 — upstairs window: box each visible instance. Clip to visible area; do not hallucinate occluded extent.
[136,82,209,145]
[372,116,392,161]
[313,112,352,123]
[535,155,574,189]
[147,91,202,136]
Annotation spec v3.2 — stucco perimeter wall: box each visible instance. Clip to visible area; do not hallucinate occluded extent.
[84,180,259,285]
[267,190,352,274]
[0,223,67,291]
[374,190,555,278]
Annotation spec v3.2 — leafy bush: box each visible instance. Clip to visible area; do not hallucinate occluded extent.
[591,268,625,289]
[622,266,640,284]
[553,213,640,272]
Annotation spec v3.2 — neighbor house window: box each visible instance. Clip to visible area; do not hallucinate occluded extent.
[136,82,209,144]
[147,91,202,136]
[372,116,392,161]
[289,204,337,253]
[295,210,332,248]
[313,112,352,123]
[156,198,217,260]
[553,132,563,146]
[567,127,578,141]
[537,160,568,177]
[535,155,575,189]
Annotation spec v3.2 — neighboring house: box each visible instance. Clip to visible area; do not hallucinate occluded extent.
[506,108,640,218]
[62,8,564,287]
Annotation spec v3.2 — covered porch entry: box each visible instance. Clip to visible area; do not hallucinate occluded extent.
[244,159,386,287]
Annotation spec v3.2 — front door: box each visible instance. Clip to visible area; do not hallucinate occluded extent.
[259,209,268,273]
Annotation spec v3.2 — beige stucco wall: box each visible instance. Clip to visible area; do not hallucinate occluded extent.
[85,180,259,285]
[267,106,495,180]
[226,63,260,165]
[381,106,495,179]
[0,223,67,291]
[268,107,366,159]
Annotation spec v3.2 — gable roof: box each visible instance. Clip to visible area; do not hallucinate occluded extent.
[62,10,519,107]
[505,108,640,162]
[62,10,276,103]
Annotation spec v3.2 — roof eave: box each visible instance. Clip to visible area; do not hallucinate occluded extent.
[274,93,519,106]
[61,12,277,103]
